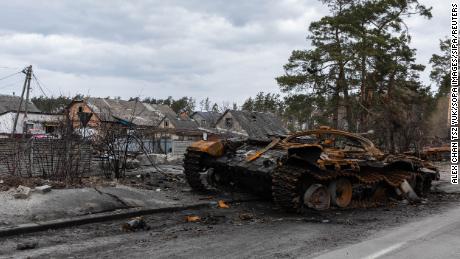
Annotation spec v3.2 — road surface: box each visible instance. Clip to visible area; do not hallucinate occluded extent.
[315,205,460,259]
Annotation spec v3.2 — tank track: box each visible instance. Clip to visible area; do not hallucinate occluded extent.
[272,164,429,211]
[183,149,207,191]
[272,165,304,212]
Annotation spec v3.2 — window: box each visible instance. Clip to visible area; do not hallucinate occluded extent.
[45,126,55,134]
[164,120,169,127]
[201,120,206,126]
[25,123,34,133]
[78,106,83,113]
[225,118,233,128]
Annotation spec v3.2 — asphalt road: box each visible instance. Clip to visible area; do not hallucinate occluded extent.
[315,205,460,259]
[2,193,460,259]
[1,162,458,259]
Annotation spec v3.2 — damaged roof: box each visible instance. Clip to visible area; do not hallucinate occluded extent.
[84,97,176,127]
[0,95,41,115]
[218,110,289,139]
[191,111,222,127]
[161,113,199,130]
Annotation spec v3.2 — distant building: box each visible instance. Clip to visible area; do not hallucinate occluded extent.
[159,113,198,131]
[191,111,222,129]
[67,97,176,130]
[0,95,63,137]
[215,110,289,140]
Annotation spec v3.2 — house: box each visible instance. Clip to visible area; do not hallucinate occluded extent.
[215,110,289,140]
[191,111,222,128]
[152,113,203,155]
[158,113,201,140]
[0,95,63,137]
[67,97,176,130]
[159,113,199,131]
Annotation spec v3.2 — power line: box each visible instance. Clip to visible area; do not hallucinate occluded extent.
[0,71,21,81]
[0,78,24,91]
[32,74,48,97]
[32,73,53,97]
[0,66,21,70]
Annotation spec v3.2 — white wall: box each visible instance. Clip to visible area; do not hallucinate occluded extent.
[0,112,64,135]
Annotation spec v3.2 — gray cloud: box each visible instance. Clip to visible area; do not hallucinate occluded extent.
[0,0,450,104]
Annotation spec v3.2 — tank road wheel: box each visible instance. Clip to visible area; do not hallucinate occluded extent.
[304,184,330,210]
[415,174,432,196]
[328,178,352,208]
[371,184,388,204]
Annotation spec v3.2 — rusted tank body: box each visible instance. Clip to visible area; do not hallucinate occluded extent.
[421,146,450,161]
[183,127,439,212]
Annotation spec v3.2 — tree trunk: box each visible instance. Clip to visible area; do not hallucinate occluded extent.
[332,90,339,129]
[339,65,353,131]
[359,55,367,131]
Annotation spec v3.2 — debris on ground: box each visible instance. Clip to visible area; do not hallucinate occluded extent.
[13,185,31,199]
[397,180,420,202]
[218,200,230,209]
[121,216,149,232]
[16,241,38,250]
[239,212,254,221]
[201,213,226,225]
[125,158,140,169]
[137,153,167,166]
[35,185,52,193]
[186,215,201,222]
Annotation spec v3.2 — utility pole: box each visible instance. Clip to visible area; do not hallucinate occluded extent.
[11,65,32,138]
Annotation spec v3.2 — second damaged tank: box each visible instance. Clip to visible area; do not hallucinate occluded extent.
[183,127,439,212]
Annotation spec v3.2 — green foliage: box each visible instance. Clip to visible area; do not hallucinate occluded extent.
[276,0,435,152]
[241,92,284,115]
[32,95,74,113]
[430,38,450,97]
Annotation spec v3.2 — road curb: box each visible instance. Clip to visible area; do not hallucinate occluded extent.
[0,202,212,237]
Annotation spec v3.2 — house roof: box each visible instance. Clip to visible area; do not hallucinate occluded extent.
[0,95,41,115]
[162,113,199,131]
[217,110,289,139]
[83,97,176,127]
[191,111,222,127]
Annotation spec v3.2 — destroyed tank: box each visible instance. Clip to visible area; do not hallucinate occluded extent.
[183,127,439,212]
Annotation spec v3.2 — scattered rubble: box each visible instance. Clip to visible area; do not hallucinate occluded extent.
[186,215,201,222]
[238,212,254,221]
[13,185,31,199]
[121,216,149,232]
[125,158,140,169]
[218,200,230,209]
[35,185,52,193]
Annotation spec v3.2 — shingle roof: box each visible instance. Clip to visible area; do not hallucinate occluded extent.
[219,110,289,139]
[164,113,199,130]
[85,97,176,126]
[0,95,41,114]
[191,111,222,127]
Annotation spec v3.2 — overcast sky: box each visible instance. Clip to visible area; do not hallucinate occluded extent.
[0,0,450,105]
